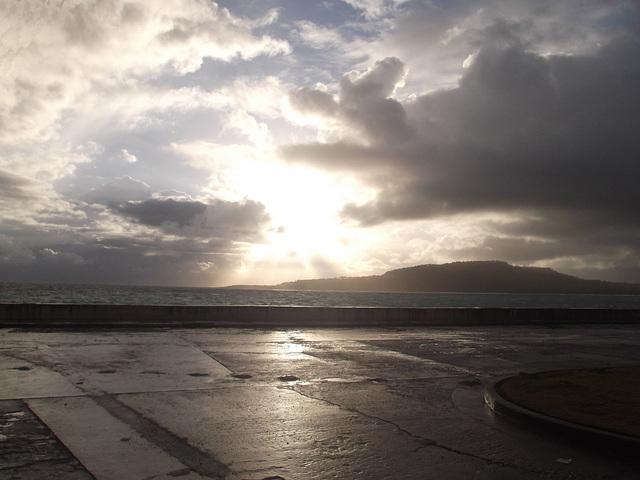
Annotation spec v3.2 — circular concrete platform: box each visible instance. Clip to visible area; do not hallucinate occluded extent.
[485,367,640,453]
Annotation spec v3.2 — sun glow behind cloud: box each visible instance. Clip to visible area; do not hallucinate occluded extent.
[180,140,373,285]
[244,168,355,279]
[2,0,640,286]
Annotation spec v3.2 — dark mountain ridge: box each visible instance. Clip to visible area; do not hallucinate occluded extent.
[232,261,640,294]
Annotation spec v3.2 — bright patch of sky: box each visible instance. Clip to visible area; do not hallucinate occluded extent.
[2,0,640,286]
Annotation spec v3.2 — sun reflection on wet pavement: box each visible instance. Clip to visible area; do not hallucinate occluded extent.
[2,326,640,479]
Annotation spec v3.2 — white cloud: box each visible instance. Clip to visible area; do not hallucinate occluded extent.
[295,20,345,49]
[0,168,84,225]
[341,0,409,19]
[121,149,138,163]
[0,143,92,183]
[222,110,271,147]
[1,1,289,143]
[219,76,287,118]
[84,176,151,205]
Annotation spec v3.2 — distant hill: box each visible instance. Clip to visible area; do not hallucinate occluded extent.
[230,261,640,294]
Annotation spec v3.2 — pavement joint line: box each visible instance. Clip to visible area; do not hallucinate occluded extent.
[286,383,534,474]
[170,331,234,375]
[3,399,97,479]
[199,352,235,374]
[91,393,230,479]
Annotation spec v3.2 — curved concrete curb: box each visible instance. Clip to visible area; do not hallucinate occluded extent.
[484,378,640,453]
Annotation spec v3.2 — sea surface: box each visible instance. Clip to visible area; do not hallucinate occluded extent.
[1,283,640,309]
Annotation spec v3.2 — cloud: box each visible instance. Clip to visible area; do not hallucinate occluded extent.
[289,86,339,118]
[0,144,92,183]
[219,76,286,119]
[114,197,270,242]
[294,20,346,50]
[283,30,640,274]
[0,1,290,286]
[0,235,243,286]
[0,1,289,143]
[341,0,409,19]
[0,169,44,203]
[287,37,640,223]
[82,175,272,242]
[0,234,36,264]
[116,199,207,228]
[0,194,272,286]
[339,57,413,144]
[84,176,151,205]
[0,167,87,230]
[288,57,412,144]
[356,0,639,97]
[2,0,640,286]
[121,149,138,163]
[222,109,271,147]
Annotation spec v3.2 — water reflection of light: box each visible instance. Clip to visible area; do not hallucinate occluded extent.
[283,343,305,354]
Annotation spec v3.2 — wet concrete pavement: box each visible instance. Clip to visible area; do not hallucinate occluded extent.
[1,324,639,479]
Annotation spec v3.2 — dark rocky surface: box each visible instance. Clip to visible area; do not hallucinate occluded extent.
[0,400,92,479]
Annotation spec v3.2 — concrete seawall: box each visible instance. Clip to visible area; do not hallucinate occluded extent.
[1,304,640,327]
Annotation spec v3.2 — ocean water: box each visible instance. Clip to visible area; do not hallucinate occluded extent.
[1,283,640,309]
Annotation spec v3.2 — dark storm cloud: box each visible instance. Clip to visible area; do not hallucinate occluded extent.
[0,170,272,285]
[0,194,272,286]
[117,199,207,227]
[286,35,640,231]
[114,197,271,241]
[0,237,241,286]
[339,57,414,144]
[289,57,413,145]
[386,37,638,226]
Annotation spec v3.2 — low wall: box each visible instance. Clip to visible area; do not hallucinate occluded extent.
[1,304,639,328]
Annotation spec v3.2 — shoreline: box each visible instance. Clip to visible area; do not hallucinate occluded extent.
[2,304,640,328]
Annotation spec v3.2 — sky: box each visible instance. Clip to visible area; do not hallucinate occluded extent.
[2,0,640,287]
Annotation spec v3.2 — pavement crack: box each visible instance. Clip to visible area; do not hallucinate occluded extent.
[286,385,437,448]
[287,385,532,472]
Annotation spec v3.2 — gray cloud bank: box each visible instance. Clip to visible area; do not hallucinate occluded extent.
[0,172,270,286]
[115,198,269,241]
[284,30,640,281]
